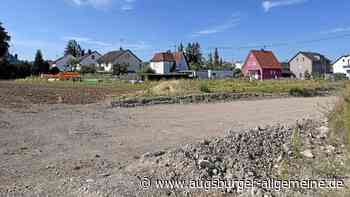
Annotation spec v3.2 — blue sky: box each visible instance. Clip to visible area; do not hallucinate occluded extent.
[1,0,350,62]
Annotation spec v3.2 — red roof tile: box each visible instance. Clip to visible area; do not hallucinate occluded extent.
[172,52,187,65]
[151,52,175,62]
[251,50,282,69]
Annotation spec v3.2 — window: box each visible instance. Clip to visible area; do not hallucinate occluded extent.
[91,55,95,60]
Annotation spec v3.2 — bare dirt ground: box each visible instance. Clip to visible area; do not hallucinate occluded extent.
[0,95,336,195]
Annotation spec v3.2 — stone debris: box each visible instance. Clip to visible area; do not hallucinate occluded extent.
[125,119,342,196]
[301,149,314,158]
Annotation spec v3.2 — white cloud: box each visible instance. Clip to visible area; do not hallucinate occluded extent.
[321,27,350,34]
[121,4,134,11]
[69,0,112,7]
[105,41,151,51]
[192,13,241,37]
[67,0,136,10]
[63,36,151,51]
[262,0,307,12]
[63,36,112,47]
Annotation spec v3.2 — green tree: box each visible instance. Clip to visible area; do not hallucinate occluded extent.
[112,63,128,76]
[185,43,193,63]
[213,48,220,67]
[192,42,202,64]
[178,43,184,52]
[233,68,242,78]
[0,22,10,58]
[32,50,47,75]
[207,53,213,68]
[64,40,83,58]
[49,67,60,75]
[80,65,96,74]
[67,56,79,71]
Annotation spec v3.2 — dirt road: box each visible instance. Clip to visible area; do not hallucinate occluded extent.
[0,96,336,194]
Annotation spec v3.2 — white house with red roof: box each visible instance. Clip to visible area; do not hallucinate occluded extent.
[150,51,189,74]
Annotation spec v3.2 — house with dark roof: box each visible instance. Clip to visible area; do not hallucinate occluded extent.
[242,49,282,80]
[150,51,188,74]
[51,54,76,72]
[173,52,189,71]
[97,49,143,73]
[77,51,102,70]
[289,51,332,79]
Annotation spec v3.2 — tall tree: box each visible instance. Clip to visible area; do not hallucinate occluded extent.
[64,40,83,58]
[207,53,213,66]
[192,42,202,64]
[178,43,184,52]
[32,50,49,74]
[213,48,220,66]
[185,43,193,63]
[0,22,10,58]
[67,56,79,71]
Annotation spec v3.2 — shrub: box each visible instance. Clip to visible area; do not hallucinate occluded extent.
[112,64,128,76]
[49,67,60,75]
[199,82,211,93]
[289,87,316,97]
[80,65,97,74]
[0,60,32,79]
[304,70,312,80]
[139,65,155,74]
[334,73,348,81]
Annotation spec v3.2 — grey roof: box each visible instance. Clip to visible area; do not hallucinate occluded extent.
[299,51,331,63]
[53,54,75,67]
[98,49,142,64]
[78,51,101,62]
[332,54,350,64]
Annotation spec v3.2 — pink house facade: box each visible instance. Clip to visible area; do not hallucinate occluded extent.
[242,50,282,80]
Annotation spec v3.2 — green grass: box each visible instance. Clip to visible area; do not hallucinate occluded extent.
[329,83,350,149]
[15,77,344,100]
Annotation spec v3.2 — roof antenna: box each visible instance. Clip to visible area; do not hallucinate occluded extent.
[120,38,125,51]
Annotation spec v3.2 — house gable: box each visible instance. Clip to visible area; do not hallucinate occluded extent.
[79,51,102,66]
[173,52,189,71]
[242,52,262,74]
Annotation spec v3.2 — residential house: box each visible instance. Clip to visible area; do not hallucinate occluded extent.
[289,51,332,79]
[173,52,189,71]
[97,49,143,73]
[150,52,176,74]
[242,49,282,80]
[76,51,102,71]
[150,51,189,74]
[332,55,350,79]
[51,54,76,72]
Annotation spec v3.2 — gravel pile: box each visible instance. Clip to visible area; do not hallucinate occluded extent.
[125,119,332,196]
